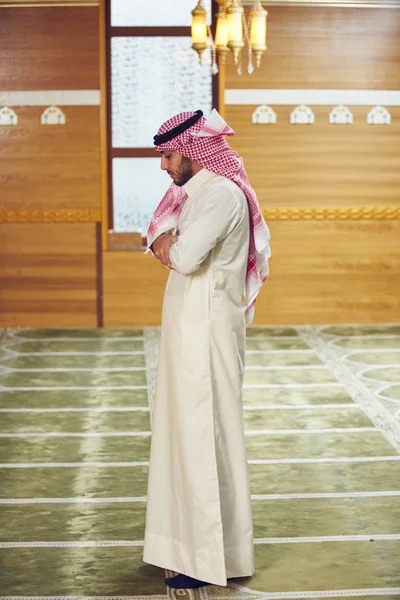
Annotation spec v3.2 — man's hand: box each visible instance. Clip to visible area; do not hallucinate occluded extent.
[152,233,178,268]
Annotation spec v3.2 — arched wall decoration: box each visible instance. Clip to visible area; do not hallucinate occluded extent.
[252,104,277,124]
[367,105,391,125]
[290,105,315,125]
[329,105,354,124]
[0,106,18,126]
[40,106,66,125]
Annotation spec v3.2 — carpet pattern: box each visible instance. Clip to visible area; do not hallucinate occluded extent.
[0,325,399,600]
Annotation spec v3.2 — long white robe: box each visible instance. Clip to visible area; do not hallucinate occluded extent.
[143,168,254,587]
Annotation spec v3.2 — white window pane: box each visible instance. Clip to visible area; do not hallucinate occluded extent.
[113,158,170,233]
[111,0,211,27]
[112,37,213,148]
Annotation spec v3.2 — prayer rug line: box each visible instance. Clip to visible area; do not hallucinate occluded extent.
[1,456,400,468]
[0,427,376,438]
[1,534,400,548]
[225,584,400,599]
[2,590,400,600]
[2,491,400,504]
[4,337,145,344]
[0,352,145,357]
[0,403,359,413]
[0,386,149,392]
[0,365,331,373]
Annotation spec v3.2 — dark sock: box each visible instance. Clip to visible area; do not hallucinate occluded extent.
[165,574,210,589]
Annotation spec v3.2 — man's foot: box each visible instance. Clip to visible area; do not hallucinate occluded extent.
[165,574,210,589]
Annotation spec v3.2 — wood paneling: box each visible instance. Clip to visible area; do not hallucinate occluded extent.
[0,107,101,211]
[0,5,102,328]
[226,106,400,209]
[223,6,400,325]
[103,220,400,326]
[103,252,169,327]
[226,7,400,90]
[108,233,143,250]
[0,223,98,327]
[1,3,398,328]
[254,220,400,324]
[0,7,99,89]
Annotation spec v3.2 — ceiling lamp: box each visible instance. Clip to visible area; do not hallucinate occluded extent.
[191,0,268,75]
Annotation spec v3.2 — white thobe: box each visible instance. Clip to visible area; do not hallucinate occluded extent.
[143,168,254,587]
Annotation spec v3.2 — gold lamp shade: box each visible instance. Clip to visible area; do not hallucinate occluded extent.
[226,0,244,65]
[250,0,268,67]
[215,6,229,64]
[191,0,208,63]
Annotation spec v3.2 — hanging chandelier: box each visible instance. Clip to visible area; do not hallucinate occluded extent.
[191,0,268,75]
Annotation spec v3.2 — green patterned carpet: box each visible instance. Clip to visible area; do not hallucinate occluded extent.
[0,325,400,600]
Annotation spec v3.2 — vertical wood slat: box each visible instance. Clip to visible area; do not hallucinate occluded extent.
[105,0,114,232]
[96,222,104,327]
[99,0,109,248]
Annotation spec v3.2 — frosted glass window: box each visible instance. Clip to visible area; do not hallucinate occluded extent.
[111,0,211,27]
[111,37,212,148]
[113,158,171,233]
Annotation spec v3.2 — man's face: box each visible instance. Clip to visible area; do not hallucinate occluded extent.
[160,151,194,187]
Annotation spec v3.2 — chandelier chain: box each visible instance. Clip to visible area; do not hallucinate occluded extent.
[207,25,219,75]
[242,10,254,74]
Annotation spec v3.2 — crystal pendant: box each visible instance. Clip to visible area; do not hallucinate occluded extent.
[247,62,254,74]
[237,63,242,75]
[211,62,219,75]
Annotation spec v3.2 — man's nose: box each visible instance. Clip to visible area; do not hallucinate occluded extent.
[160,157,167,170]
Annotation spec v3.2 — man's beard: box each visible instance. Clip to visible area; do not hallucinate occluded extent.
[173,157,194,186]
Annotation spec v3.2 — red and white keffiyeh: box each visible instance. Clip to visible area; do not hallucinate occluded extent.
[147,109,271,325]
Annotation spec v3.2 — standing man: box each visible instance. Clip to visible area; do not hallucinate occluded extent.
[143,109,271,590]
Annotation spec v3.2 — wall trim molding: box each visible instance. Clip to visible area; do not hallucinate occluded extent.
[0,208,102,223]
[0,90,100,106]
[242,0,400,6]
[0,0,397,8]
[262,207,400,220]
[2,207,398,224]
[0,1,98,6]
[225,89,400,106]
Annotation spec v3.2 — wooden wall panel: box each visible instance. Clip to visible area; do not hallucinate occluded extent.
[226,7,400,89]
[255,220,400,324]
[0,107,101,211]
[0,223,98,327]
[103,252,169,327]
[226,106,400,209]
[222,6,400,325]
[0,7,99,89]
[103,219,400,327]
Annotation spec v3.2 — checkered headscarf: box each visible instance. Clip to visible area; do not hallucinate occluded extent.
[147,109,271,324]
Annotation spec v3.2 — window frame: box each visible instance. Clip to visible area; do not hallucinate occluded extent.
[104,0,219,248]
